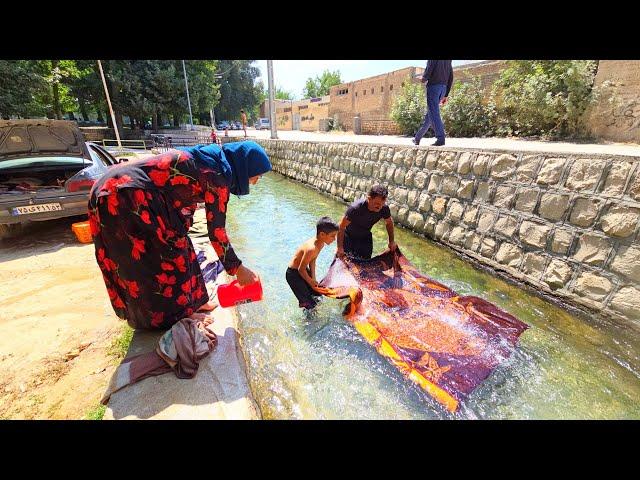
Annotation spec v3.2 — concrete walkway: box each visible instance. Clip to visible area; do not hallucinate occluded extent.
[103,244,260,420]
[225,129,640,157]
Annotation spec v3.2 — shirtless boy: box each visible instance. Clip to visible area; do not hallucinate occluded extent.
[286,216,339,310]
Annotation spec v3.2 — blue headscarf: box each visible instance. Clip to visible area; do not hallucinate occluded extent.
[179,141,271,196]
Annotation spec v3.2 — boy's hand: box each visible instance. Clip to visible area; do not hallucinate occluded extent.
[388,241,397,251]
[309,279,319,289]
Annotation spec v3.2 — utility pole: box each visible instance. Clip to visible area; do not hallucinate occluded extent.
[182,60,194,131]
[97,60,122,150]
[267,60,277,139]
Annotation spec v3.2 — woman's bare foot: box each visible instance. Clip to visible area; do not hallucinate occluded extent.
[198,300,217,312]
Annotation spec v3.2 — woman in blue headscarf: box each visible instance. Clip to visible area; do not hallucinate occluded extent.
[88,141,271,330]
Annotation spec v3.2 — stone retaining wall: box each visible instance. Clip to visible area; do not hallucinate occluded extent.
[256,139,640,327]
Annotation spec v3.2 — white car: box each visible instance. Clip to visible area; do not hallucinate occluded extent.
[256,118,270,130]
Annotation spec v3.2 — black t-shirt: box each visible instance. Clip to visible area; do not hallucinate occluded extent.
[345,198,391,238]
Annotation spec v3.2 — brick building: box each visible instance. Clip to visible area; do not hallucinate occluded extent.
[274,95,330,132]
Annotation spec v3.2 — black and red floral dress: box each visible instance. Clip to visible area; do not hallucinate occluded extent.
[88,149,240,330]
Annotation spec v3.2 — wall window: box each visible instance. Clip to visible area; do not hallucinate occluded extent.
[390,84,393,91]
[355,92,358,97]
[363,90,366,95]
[337,88,349,95]
[299,105,308,110]
[381,86,384,92]
[371,88,374,94]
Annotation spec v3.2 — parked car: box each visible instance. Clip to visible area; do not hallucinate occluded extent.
[256,118,270,130]
[0,119,120,240]
[217,121,230,130]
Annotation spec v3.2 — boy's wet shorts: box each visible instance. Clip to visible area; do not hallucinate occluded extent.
[286,267,321,309]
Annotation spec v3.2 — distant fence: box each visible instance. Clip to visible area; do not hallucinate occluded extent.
[102,139,148,150]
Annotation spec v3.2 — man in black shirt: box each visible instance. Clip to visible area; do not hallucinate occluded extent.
[337,184,396,260]
[413,60,454,147]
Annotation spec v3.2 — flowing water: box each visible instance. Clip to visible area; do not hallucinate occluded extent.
[223,172,640,419]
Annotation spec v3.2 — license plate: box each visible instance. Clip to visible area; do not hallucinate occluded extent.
[11,203,63,215]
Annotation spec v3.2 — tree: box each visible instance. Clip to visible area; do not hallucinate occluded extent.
[214,60,262,121]
[441,76,496,137]
[275,87,294,100]
[390,75,426,136]
[302,69,342,98]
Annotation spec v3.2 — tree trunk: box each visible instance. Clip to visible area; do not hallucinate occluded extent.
[96,109,104,123]
[79,99,89,122]
[51,60,62,120]
[173,114,180,127]
[157,112,163,128]
[152,109,158,131]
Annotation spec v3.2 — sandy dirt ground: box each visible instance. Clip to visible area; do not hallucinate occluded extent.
[0,216,125,419]
[0,152,157,420]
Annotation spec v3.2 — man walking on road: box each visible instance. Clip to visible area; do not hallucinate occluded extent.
[413,60,453,147]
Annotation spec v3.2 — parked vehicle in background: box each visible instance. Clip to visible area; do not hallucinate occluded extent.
[256,118,270,130]
[217,121,230,130]
[0,120,119,240]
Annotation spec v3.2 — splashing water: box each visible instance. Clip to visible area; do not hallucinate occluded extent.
[219,173,640,419]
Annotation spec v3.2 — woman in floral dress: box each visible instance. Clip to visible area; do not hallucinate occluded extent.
[88,141,271,330]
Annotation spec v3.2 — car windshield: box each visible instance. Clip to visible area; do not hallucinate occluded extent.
[0,156,89,170]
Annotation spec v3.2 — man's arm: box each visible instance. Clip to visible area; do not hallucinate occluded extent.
[421,60,434,83]
[446,66,454,98]
[336,215,350,257]
[298,247,319,288]
[309,257,317,283]
[385,217,397,250]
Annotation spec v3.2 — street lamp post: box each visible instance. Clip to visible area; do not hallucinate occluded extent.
[267,60,277,139]
[182,60,194,131]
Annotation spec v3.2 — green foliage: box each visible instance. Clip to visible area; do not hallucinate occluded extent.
[84,403,106,420]
[108,324,134,361]
[214,60,262,122]
[390,76,426,136]
[441,76,495,137]
[275,87,294,100]
[302,70,342,98]
[493,60,598,138]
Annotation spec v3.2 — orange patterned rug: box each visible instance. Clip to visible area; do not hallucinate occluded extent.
[316,248,529,412]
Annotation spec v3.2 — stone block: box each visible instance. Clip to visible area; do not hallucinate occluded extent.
[537,157,566,185]
[600,205,640,238]
[494,215,519,238]
[435,221,450,240]
[427,175,442,193]
[447,200,465,223]
[522,252,547,279]
[463,206,479,226]
[543,259,573,290]
[603,161,633,196]
[407,211,425,231]
[538,193,571,222]
[573,272,613,302]
[610,245,640,283]
[565,158,606,191]
[394,187,409,205]
[425,151,439,169]
[457,152,473,174]
[432,197,448,217]
[457,179,474,199]
[441,176,459,196]
[569,198,602,228]
[515,188,539,213]
[573,233,611,266]
[437,152,457,173]
[393,167,406,185]
[477,210,497,233]
[490,154,517,179]
[551,229,574,255]
[475,181,492,202]
[414,171,429,189]
[496,242,523,268]
[480,237,497,258]
[609,286,640,321]
[472,154,491,176]
[493,185,515,209]
[418,193,432,213]
[407,189,420,209]
[516,155,542,183]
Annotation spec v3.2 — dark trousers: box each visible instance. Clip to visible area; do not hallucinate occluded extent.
[344,231,373,260]
[286,267,320,309]
[414,83,447,143]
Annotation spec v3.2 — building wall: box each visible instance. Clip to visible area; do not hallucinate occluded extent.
[586,60,640,143]
[257,139,640,328]
[274,96,330,132]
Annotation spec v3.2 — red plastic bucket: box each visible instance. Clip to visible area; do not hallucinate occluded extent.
[217,278,263,308]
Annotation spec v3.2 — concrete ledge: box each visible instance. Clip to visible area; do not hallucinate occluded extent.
[103,302,260,420]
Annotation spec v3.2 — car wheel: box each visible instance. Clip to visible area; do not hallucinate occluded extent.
[0,223,24,241]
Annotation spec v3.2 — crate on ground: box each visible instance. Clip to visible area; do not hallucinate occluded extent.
[72,221,93,243]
